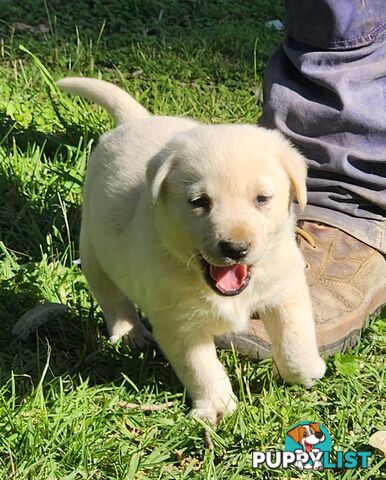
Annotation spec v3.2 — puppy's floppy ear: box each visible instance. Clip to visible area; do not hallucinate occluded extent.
[146,148,175,207]
[287,426,304,445]
[279,143,308,211]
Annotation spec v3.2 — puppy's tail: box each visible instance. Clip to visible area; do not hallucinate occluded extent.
[56,77,149,125]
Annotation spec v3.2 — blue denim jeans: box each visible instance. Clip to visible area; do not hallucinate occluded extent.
[260,0,386,253]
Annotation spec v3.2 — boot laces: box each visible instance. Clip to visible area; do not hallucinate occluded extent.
[295,226,317,249]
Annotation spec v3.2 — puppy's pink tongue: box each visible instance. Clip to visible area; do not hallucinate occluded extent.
[209,264,248,292]
[304,442,313,453]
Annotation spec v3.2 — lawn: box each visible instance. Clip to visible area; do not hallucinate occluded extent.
[0,1,385,478]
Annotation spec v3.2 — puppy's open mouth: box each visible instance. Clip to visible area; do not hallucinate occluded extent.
[304,441,313,453]
[200,258,251,296]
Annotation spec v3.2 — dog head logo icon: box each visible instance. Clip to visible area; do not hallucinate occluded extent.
[287,422,326,453]
[284,421,332,470]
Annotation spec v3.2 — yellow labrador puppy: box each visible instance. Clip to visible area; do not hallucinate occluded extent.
[57,78,326,425]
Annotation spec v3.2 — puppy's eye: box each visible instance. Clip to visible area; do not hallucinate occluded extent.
[189,195,211,211]
[255,194,271,206]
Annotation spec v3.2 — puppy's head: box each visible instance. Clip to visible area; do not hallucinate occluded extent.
[288,423,325,452]
[147,125,307,296]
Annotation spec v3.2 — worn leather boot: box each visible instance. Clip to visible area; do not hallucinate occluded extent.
[216,221,386,358]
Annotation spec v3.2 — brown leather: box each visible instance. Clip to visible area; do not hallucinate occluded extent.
[216,221,386,358]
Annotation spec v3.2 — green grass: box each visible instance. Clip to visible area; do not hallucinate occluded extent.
[0,1,385,478]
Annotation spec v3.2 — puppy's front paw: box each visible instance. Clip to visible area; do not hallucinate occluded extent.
[189,404,218,426]
[189,395,237,426]
[274,355,326,388]
[298,356,326,388]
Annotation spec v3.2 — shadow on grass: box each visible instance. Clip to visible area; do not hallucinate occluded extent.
[0,282,181,400]
[0,109,93,258]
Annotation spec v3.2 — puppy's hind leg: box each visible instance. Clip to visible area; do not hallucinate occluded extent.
[81,244,152,348]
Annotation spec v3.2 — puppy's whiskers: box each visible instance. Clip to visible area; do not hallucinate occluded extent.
[186,252,200,271]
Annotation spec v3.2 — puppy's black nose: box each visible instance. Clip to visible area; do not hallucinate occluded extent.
[315,431,324,439]
[218,240,249,261]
